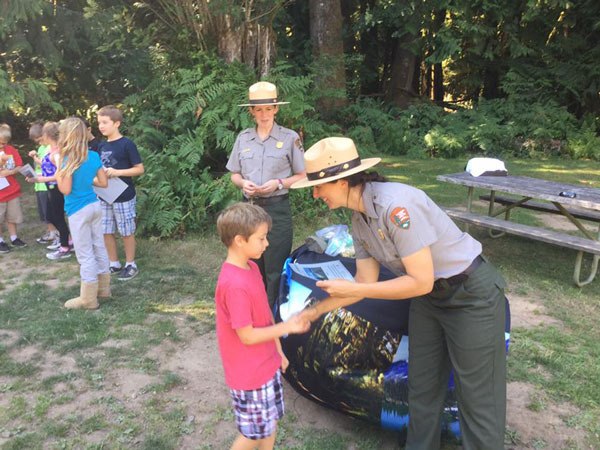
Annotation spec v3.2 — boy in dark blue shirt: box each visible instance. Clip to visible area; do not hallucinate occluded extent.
[97,105,144,281]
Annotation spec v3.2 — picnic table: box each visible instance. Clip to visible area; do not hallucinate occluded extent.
[436,172,600,287]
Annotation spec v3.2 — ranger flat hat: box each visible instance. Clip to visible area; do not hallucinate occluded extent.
[291,137,381,189]
[238,81,290,107]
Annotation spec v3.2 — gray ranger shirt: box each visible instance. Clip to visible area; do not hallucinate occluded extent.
[226,123,305,197]
[352,182,481,280]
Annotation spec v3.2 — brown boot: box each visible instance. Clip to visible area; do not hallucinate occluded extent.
[98,273,111,298]
[64,281,99,310]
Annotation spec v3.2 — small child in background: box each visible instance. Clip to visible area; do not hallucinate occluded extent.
[56,117,110,309]
[97,105,144,281]
[214,202,309,450]
[0,123,27,254]
[27,122,72,260]
[28,121,58,245]
[78,117,101,153]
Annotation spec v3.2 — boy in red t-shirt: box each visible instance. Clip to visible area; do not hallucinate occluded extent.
[215,203,309,450]
[0,123,27,253]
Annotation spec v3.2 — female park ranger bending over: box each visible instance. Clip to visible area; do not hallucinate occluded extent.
[291,137,507,450]
[227,82,306,306]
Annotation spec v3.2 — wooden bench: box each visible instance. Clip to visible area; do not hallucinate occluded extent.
[443,207,600,286]
[443,208,600,255]
[479,194,600,223]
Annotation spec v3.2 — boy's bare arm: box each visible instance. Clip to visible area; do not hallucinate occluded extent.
[235,314,309,346]
[0,166,21,177]
[105,163,144,178]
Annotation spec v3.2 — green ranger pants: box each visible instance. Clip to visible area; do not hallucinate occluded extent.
[406,258,507,450]
[254,198,293,307]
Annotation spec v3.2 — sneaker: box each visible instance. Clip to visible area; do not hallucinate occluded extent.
[11,238,27,248]
[117,265,139,281]
[0,242,10,254]
[46,249,72,260]
[36,231,55,244]
[109,266,122,275]
[46,239,61,250]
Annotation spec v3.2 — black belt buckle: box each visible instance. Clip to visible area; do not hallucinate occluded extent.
[245,194,288,206]
[433,255,483,292]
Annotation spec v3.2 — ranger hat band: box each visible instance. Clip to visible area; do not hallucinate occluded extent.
[238,81,290,107]
[291,137,381,189]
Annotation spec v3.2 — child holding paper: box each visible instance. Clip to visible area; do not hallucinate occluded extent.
[28,121,58,245]
[97,105,144,281]
[0,123,27,254]
[56,117,110,309]
[27,122,72,260]
[215,202,309,450]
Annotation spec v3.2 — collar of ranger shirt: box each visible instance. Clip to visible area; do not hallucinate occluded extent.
[360,182,381,219]
[248,122,285,142]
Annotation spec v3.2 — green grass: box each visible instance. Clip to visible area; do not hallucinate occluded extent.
[0,156,598,449]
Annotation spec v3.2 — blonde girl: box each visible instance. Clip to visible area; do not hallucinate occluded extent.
[55,117,109,309]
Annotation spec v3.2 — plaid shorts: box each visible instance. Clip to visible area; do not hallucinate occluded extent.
[230,370,284,440]
[101,197,137,236]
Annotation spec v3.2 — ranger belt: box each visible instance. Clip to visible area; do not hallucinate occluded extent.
[243,193,289,207]
[433,255,484,291]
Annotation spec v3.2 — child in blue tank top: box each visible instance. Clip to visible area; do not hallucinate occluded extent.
[55,117,111,310]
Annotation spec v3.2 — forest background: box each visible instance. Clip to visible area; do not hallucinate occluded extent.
[1,0,599,237]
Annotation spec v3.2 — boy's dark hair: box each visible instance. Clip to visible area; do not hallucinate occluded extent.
[75,115,91,128]
[97,105,123,123]
[29,120,45,140]
[216,203,272,247]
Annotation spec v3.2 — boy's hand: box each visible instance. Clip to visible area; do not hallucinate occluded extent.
[105,167,119,178]
[26,176,38,183]
[285,313,311,334]
[0,169,10,177]
[280,353,289,373]
[28,150,37,158]
[298,306,320,324]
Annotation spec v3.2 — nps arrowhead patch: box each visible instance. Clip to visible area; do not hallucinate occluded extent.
[390,207,410,229]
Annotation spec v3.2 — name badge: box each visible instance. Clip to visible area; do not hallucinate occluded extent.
[241,148,251,153]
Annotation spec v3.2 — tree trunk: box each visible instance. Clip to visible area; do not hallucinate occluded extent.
[386,36,418,108]
[433,62,444,102]
[432,8,446,103]
[309,0,347,115]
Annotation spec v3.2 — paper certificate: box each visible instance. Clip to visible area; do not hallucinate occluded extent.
[93,177,128,204]
[18,164,36,179]
[288,260,355,282]
[0,177,9,190]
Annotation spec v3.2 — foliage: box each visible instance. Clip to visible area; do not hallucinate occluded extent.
[333,97,598,160]
[567,119,600,161]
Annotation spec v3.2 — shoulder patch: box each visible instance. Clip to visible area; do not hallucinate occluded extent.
[294,138,304,152]
[390,207,410,229]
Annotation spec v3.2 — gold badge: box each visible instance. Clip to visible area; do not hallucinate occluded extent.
[378,229,386,240]
[276,141,284,149]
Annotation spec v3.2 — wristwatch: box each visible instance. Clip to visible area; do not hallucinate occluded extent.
[277,178,284,190]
